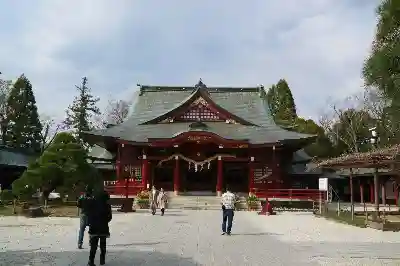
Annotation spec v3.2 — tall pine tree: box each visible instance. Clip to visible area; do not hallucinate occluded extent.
[266,79,297,125]
[4,74,42,151]
[64,77,100,142]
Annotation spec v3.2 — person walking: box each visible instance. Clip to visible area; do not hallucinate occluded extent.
[77,185,94,249]
[87,190,112,266]
[149,186,159,215]
[220,185,236,236]
[157,188,168,216]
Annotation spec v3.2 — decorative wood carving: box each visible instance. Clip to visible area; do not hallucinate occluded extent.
[192,97,208,106]
[149,131,250,148]
[176,97,224,121]
[123,165,142,182]
[254,167,273,184]
[225,119,237,124]
[187,135,212,142]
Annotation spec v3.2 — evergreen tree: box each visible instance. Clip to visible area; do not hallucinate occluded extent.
[266,79,297,126]
[64,77,100,141]
[266,84,278,118]
[4,74,42,151]
[362,0,400,143]
[12,132,100,201]
[294,117,335,158]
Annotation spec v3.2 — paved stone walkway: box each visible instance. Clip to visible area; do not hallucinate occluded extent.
[1,210,400,265]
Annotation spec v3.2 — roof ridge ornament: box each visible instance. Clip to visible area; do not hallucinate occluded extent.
[189,121,208,130]
[195,78,207,90]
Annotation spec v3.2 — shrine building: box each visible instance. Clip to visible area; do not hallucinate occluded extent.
[83,80,316,196]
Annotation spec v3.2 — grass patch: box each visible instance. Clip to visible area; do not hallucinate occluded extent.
[45,205,79,217]
[315,210,367,228]
[0,203,79,217]
[0,205,18,216]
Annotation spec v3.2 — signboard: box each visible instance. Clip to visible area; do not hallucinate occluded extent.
[318,178,328,191]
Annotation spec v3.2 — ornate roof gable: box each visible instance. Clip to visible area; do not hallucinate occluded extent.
[141,80,256,126]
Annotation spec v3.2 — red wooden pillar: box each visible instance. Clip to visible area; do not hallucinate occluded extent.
[141,155,149,190]
[382,182,386,206]
[370,182,374,203]
[116,143,122,180]
[125,176,129,199]
[216,156,223,196]
[248,156,255,195]
[173,156,180,196]
[359,180,364,204]
[116,161,121,180]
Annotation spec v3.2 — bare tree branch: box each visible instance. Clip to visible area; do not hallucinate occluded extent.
[94,98,130,128]
[0,78,11,145]
[363,87,394,144]
[39,114,63,152]
[319,93,370,153]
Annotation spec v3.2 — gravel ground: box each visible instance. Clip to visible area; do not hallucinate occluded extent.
[0,210,400,265]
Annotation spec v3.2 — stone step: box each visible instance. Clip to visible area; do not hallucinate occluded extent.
[167,195,224,210]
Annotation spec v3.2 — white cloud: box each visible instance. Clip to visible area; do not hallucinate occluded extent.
[0,0,379,121]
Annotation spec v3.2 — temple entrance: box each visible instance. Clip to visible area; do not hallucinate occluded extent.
[152,163,174,191]
[181,161,217,192]
[223,162,249,193]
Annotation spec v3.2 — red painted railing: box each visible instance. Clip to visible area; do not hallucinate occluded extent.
[253,189,325,201]
[104,180,144,196]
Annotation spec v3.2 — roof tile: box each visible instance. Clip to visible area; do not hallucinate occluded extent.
[84,85,314,144]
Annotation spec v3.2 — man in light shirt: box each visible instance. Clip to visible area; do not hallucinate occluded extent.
[220,185,236,236]
[149,186,159,215]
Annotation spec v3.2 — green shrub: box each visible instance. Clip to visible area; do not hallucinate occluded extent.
[246,194,259,203]
[317,210,367,228]
[136,198,149,203]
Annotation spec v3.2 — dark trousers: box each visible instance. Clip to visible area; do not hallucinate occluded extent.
[161,208,165,216]
[222,209,234,233]
[89,236,106,264]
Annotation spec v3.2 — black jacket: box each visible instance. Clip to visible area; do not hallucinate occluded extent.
[77,193,94,215]
[87,199,112,237]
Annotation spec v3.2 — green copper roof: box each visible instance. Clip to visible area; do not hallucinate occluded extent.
[84,82,315,144]
[88,145,114,161]
[0,147,33,167]
[292,149,312,164]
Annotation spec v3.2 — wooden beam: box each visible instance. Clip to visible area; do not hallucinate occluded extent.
[349,168,354,221]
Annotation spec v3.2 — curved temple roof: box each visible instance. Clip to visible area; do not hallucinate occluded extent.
[84,80,315,146]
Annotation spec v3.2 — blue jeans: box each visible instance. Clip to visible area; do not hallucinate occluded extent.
[78,214,88,246]
[222,209,234,233]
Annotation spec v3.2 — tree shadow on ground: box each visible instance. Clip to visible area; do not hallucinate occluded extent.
[1,249,200,266]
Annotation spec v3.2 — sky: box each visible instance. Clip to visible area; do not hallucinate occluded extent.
[0,0,379,122]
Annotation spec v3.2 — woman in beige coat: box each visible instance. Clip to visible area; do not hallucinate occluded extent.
[157,188,168,216]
